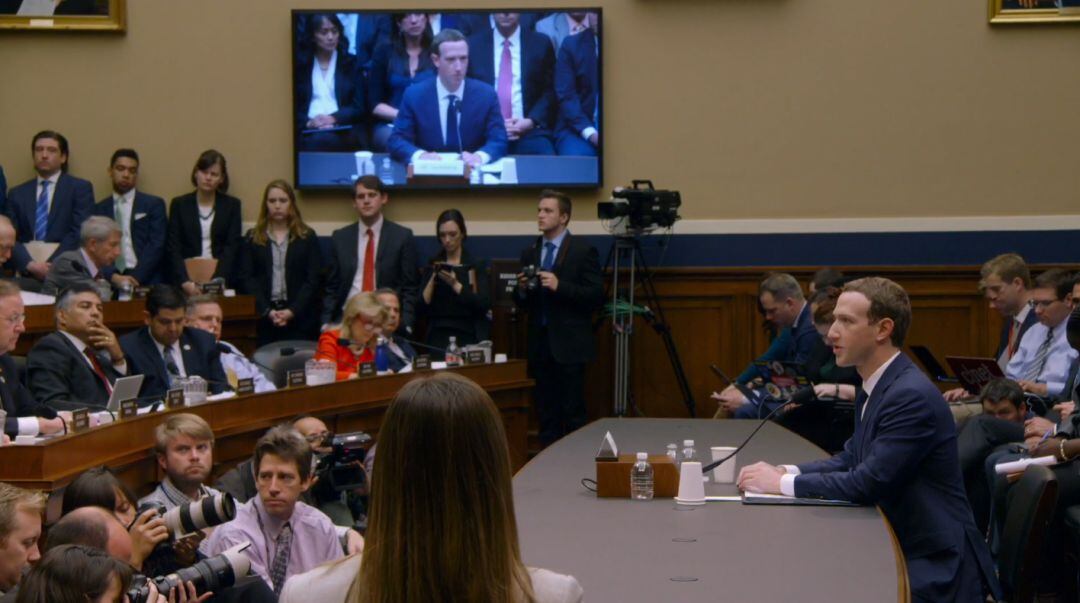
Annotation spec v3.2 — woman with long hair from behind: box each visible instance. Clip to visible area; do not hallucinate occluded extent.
[279,372,583,602]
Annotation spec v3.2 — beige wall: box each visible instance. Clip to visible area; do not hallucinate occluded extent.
[2,0,1079,231]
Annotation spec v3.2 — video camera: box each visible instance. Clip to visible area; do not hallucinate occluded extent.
[314,431,373,492]
[597,180,681,233]
[127,542,251,603]
[137,493,237,540]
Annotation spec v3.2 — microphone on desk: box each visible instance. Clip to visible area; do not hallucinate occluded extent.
[702,364,818,475]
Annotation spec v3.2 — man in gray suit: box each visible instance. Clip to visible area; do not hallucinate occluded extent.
[535,11,591,53]
[42,216,121,298]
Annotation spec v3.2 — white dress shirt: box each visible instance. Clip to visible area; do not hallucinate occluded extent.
[113,189,139,270]
[198,209,214,258]
[428,13,443,36]
[346,216,383,305]
[493,26,524,119]
[778,351,901,497]
[218,341,276,393]
[308,50,340,119]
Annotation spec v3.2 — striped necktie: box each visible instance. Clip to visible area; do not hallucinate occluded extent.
[1025,328,1054,382]
[35,181,50,240]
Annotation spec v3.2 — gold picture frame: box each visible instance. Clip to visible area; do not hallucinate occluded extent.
[0,0,125,32]
[990,0,1080,24]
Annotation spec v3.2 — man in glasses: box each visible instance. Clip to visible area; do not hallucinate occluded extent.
[0,280,64,442]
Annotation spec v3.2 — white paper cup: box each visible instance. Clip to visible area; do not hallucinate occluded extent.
[501,157,518,184]
[675,461,706,505]
[710,446,737,483]
[354,151,373,176]
[494,353,508,363]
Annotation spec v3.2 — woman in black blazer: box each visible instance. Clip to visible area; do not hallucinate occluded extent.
[167,149,242,296]
[295,13,367,151]
[238,179,323,345]
[420,209,491,357]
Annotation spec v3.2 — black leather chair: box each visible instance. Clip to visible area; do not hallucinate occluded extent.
[1063,505,1080,603]
[251,340,317,388]
[997,464,1059,603]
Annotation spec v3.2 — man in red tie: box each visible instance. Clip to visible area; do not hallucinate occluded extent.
[25,282,127,410]
[323,175,419,335]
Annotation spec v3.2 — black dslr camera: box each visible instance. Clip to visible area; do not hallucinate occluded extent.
[597,179,682,232]
[314,431,373,492]
[127,543,251,603]
[520,265,541,291]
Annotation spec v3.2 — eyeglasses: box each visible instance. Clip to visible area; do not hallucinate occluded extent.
[303,432,329,445]
[0,313,26,325]
[1031,299,1059,309]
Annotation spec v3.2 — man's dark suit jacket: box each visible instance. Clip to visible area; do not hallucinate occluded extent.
[322,220,419,332]
[92,191,167,285]
[120,327,228,400]
[0,353,56,439]
[788,303,819,366]
[26,332,122,411]
[41,249,110,298]
[237,230,323,332]
[294,51,366,132]
[386,77,508,164]
[514,233,604,365]
[794,353,1001,602]
[466,27,557,131]
[554,28,599,138]
[387,336,417,373]
[5,173,94,272]
[994,307,1038,360]
[166,192,242,286]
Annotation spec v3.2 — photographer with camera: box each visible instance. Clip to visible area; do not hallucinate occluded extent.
[514,190,603,446]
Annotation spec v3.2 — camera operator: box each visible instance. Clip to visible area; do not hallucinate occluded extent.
[0,483,44,601]
[293,415,371,528]
[514,190,603,446]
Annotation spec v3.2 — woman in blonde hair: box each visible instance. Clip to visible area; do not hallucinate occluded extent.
[279,372,583,602]
[315,292,388,381]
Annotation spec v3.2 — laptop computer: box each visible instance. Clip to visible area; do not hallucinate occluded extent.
[106,375,145,413]
[909,345,958,383]
[944,356,1005,396]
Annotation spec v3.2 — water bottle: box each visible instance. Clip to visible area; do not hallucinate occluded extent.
[374,336,389,372]
[445,336,462,366]
[379,157,394,185]
[681,440,697,465]
[362,158,376,178]
[666,443,678,466]
[630,452,654,500]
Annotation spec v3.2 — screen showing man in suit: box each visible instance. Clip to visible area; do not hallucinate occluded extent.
[292,9,603,189]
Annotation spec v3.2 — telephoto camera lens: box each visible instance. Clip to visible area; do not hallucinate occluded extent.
[127,543,252,603]
[161,493,237,538]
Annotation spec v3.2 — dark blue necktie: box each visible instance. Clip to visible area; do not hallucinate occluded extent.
[446,94,460,152]
[540,242,556,325]
[35,181,50,240]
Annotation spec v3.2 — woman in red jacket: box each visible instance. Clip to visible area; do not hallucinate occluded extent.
[316,292,389,380]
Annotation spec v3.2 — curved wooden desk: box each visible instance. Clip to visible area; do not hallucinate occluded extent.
[0,361,532,496]
[513,418,909,602]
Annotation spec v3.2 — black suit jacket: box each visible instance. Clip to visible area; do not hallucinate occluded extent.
[0,353,56,438]
[323,220,419,331]
[120,327,228,400]
[467,27,557,130]
[26,332,122,411]
[5,173,95,272]
[237,230,323,319]
[387,336,417,373]
[166,192,242,286]
[514,233,603,365]
[93,191,168,285]
[554,28,599,137]
[294,51,366,131]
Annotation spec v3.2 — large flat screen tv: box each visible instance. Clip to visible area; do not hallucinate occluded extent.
[291,9,602,190]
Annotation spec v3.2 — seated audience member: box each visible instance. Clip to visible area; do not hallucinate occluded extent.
[712,272,818,418]
[295,13,367,151]
[166,150,242,296]
[553,13,600,157]
[185,295,275,392]
[139,413,221,511]
[0,483,45,598]
[386,28,508,168]
[374,288,417,371]
[467,13,557,155]
[808,267,845,295]
[237,180,322,346]
[323,176,419,334]
[1004,268,1077,398]
[291,415,365,528]
[120,284,229,400]
[368,13,435,151]
[944,253,1037,401]
[535,11,591,53]
[4,130,94,285]
[316,292,389,381]
[14,544,141,603]
[333,12,390,68]
[0,216,17,273]
[26,283,127,411]
[42,216,122,298]
[279,372,583,602]
[0,281,63,440]
[420,209,490,356]
[91,148,167,287]
[61,467,168,573]
[205,426,345,594]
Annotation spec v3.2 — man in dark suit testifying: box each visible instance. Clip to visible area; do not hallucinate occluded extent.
[26,283,127,411]
[4,130,94,284]
[467,13,557,155]
[387,28,508,169]
[119,284,228,400]
[0,281,64,441]
[737,277,1001,603]
[514,190,603,445]
[92,149,167,288]
[323,175,419,334]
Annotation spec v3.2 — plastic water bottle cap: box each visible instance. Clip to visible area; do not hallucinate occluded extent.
[636,452,648,461]
[683,439,694,446]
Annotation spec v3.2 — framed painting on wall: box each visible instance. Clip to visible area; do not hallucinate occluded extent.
[990,0,1080,23]
[0,0,124,32]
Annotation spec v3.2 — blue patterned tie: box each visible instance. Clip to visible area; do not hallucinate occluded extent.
[35,181,49,240]
[1025,328,1054,382]
[446,94,460,152]
[540,242,555,325]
